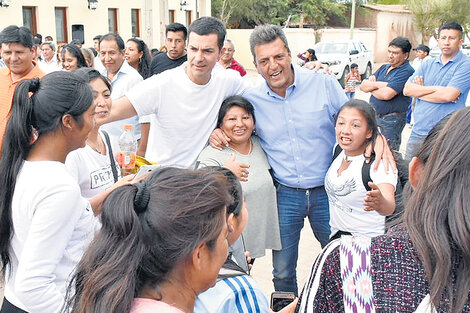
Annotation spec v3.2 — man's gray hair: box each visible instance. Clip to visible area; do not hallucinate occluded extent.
[42,41,56,51]
[249,24,290,61]
[225,39,235,50]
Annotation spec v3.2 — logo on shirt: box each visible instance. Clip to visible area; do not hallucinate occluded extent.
[89,165,114,189]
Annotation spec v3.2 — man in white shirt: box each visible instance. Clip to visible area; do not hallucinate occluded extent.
[98,33,143,149]
[39,41,60,73]
[106,17,247,168]
[411,44,432,70]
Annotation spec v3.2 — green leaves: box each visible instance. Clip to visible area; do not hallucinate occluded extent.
[212,0,345,29]
[404,0,470,43]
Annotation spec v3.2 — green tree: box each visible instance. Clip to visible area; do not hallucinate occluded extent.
[404,0,470,43]
[289,0,346,30]
[212,0,345,29]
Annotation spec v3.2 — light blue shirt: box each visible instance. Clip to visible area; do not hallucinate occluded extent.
[243,65,347,189]
[408,51,470,136]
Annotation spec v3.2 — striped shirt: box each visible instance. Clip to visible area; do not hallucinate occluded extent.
[195,275,269,313]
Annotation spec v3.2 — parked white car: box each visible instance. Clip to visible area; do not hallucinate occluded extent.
[429,44,470,58]
[314,40,374,88]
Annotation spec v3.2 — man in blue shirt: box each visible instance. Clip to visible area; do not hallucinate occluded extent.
[210,24,393,295]
[360,37,414,151]
[241,24,346,295]
[404,22,470,161]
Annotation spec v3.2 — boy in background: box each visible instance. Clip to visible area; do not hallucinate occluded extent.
[345,63,361,98]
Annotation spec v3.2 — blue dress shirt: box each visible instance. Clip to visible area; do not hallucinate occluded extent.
[408,51,470,136]
[242,65,347,189]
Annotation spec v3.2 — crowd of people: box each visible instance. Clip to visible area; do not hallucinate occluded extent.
[0,15,469,313]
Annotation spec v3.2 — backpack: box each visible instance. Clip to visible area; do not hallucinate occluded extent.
[332,145,408,224]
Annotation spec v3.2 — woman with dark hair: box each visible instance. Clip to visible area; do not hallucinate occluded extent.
[66,68,133,211]
[297,107,470,313]
[80,48,95,68]
[0,71,96,313]
[125,38,152,79]
[65,167,232,313]
[325,99,397,239]
[197,95,281,261]
[61,44,88,72]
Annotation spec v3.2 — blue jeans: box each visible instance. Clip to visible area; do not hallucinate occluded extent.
[378,112,407,152]
[405,133,426,162]
[345,92,355,99]
[272,183,330,295]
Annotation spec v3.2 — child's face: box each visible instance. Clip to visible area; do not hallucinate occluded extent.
[335,107,373,156]
[352,67,359,73]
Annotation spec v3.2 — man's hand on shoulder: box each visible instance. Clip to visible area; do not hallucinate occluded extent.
[209,128,230,150]
[304,61,331,74]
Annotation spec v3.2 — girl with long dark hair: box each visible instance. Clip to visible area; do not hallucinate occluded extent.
[0,71,96,313]
[297,107,470,313]
[66,167,232,313]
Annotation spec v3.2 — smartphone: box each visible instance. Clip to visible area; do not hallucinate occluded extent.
[133,164,160,181]
[270,291,296,312]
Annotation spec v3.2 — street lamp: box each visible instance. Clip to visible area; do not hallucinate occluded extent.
[88,0,98,10]
[0,0,11,7]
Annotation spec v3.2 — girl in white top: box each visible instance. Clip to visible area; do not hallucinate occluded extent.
[0,72,98,313]
[66,68,133,211]
[325,99,397,239]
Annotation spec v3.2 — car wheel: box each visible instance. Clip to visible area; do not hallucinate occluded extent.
[339,66,350,88]
[362,63,372,80]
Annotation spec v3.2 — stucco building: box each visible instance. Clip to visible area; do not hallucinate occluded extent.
[0,0,211,49]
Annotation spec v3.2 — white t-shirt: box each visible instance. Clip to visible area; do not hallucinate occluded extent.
[65,131,121,200]
[5,161,94,313]
[126,62,248,167]
[325,150,397,238]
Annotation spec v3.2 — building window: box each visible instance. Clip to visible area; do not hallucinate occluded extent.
[22,6,37,34]
[185,10,192,26]
[108,8,118,33]
[55,7,68,44]
[131,9,140,37]
[169,10,175,23]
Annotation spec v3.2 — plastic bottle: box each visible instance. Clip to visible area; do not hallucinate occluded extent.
[117,124,137,176]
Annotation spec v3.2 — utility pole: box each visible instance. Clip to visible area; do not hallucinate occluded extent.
[349,0,356,39]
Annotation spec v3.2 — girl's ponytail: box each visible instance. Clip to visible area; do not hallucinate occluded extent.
[0,79,38,278]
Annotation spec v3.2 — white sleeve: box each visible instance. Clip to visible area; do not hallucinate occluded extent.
[126,75,162,117]
[64,150,81,184]
[138,114,152,123]
[14,184,90,313]
[369,160,398,189]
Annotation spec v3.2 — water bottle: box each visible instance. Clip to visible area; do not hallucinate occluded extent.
[117,124,137,176]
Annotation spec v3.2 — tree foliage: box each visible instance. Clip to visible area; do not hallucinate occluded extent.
[212,0,345,29]
[404,0,470,43]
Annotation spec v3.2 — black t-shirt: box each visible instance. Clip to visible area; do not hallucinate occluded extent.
[150,53,187,75]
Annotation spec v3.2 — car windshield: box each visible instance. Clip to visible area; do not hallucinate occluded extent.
[315,42,348,54]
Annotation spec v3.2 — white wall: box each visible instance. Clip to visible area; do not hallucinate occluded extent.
[0,0,205,50]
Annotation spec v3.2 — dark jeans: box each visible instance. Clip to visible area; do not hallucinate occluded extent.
[272,182,330,296]
[405,133,427,162]
[378,112,407,152]
[1,299,28,313]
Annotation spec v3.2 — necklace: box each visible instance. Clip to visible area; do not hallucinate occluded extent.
[88,139,105,155]
[229,138,253,155]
